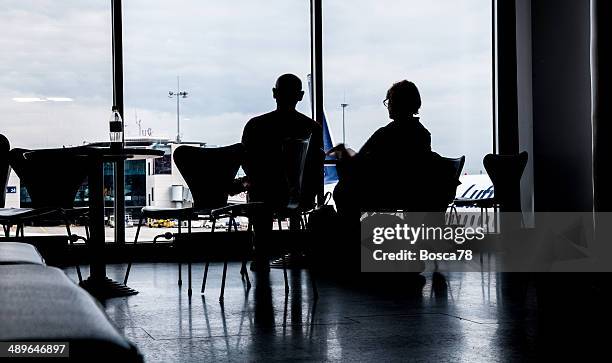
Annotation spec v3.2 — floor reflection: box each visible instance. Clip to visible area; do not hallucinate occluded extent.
[63,263,604,362]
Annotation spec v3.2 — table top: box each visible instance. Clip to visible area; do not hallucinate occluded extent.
[24,146,164,161]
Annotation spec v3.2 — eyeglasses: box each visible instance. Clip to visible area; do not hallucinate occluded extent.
[383,99,389,108]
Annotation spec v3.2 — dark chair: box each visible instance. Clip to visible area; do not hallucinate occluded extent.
[453,151,529,229]
[211,135,320,299]
[5,147,92,281]
[0,138,62,238]
[124,143,250,300]
[484,152,528,212]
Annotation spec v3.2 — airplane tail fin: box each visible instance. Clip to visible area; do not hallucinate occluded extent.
[307,74,339,185]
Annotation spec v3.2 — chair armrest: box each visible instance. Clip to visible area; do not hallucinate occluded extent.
[210,202,265,218]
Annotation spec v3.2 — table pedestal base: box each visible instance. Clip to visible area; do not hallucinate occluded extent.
[80,277,138,299]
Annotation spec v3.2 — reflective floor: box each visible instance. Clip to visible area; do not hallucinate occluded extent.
[64,264,606,362]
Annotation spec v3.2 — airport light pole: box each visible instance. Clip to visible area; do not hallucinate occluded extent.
[340,102,349,144]
[169,76,188,143]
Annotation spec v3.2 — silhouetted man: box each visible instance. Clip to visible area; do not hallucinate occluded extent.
[242,74,323,271]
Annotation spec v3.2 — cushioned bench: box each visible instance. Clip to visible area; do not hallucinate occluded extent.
[0,241,45,265]
[0,243,142,362]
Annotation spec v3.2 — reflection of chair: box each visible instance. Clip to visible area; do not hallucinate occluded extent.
[211,135,319,298]
[123,143,250,300]
[4,147,92,282]
[453,152,528,229]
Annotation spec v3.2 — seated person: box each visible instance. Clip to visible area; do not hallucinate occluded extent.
[329,80,457,215]
[241,73,323,271]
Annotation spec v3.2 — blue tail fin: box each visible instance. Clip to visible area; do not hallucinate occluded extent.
[307,74,339,185]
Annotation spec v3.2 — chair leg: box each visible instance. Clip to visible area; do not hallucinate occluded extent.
[14,223,23,237]
[185,215,195,297]
[241,219,253,289]
[219,260,228,302]
[64,218,83,283]
[201,262,209,293]
[227,216,251,291]
[178,264,182,286]
[241,260,251,289]
[282,251,289,296]
[188,262,192,297]
[124,217,143,285]
[63,221,83,283]
[63,219,83,284]
[177,218,182,286]
[201,218,216,293]
[310,262,318,301]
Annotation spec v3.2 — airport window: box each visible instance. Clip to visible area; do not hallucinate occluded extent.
[125,160,146,208]
[323,0,493,175]
[153,154,172,175]
[3,1,494,234]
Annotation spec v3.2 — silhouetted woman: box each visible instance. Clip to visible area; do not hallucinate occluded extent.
[329,80,448,215]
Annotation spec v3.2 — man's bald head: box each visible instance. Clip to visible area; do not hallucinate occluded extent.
[273,73,304,110]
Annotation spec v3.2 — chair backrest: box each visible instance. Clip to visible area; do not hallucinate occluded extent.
[8,148,90,209]
[0,134,10,208]
[483,151,528,212]
[439,154,465,200]
[443,155,465,181]
[423,154,465,211]
[173,144,243,210]
[280,135,312,210]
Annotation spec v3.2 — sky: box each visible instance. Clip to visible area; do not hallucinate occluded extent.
[0,0,492,174]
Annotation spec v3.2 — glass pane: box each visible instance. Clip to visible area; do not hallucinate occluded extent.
[122,0,311,234]
[1,1,112,237]
[323,0,492,175]
[0,1,112,148]
[123,0,311,145]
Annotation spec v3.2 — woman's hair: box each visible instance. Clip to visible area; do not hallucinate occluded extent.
[386,80,421,115]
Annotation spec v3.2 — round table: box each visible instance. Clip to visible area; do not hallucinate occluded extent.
[25,146,163,298]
